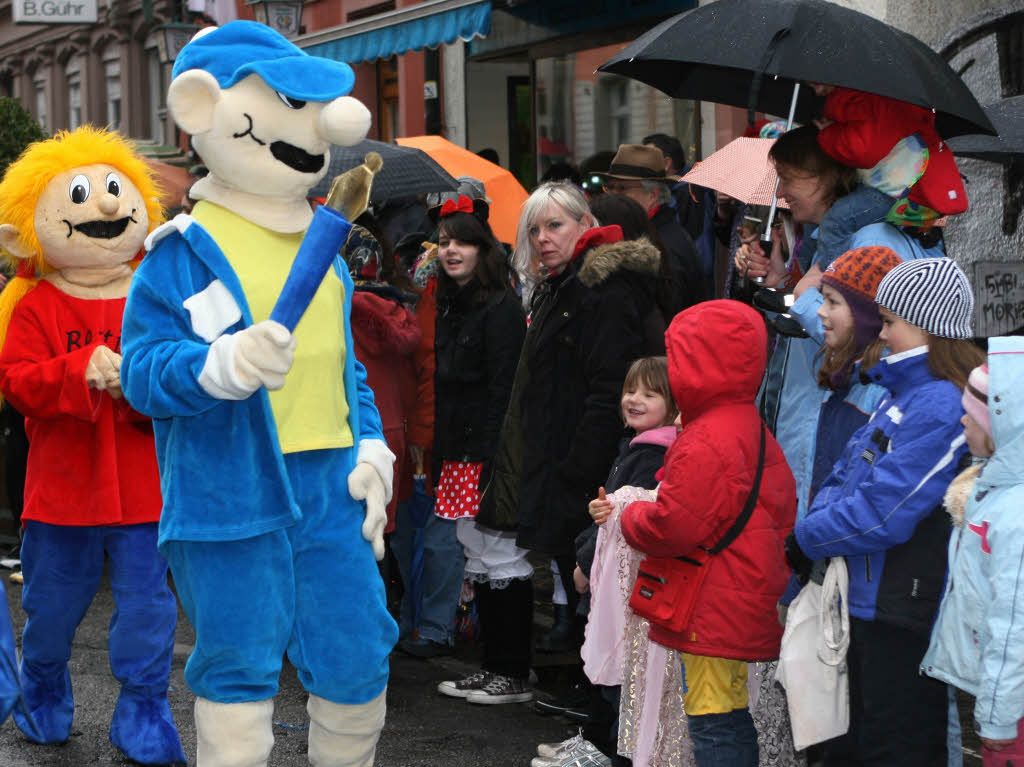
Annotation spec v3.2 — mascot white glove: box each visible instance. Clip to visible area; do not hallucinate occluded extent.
[348,462,388,561]
[199,320,296,400]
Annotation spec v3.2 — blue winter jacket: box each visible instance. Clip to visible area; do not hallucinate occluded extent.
[121,215,385,547]
[923,336,1024,741]
[794,346,967,635]
[770,223,944,519]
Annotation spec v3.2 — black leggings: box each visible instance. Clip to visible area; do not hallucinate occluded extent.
[476,577,533,679]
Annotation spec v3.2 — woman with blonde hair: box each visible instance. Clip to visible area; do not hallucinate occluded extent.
[437,181,662,712]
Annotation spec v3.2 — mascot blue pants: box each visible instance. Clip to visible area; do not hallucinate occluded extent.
[163,447,396,765]
[15,521,185,765]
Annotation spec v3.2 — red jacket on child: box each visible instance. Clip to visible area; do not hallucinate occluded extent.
[351,287,422,532]
[818,88,967,216]
[621,301,796,661]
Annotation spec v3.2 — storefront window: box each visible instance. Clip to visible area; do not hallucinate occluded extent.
[533,42,698,183]
[145,45,165,143]
[103,47,121,131]
[33,72,47,133]
[65,56,82,130]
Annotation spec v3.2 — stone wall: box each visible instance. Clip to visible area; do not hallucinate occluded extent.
[826,0,1024,333]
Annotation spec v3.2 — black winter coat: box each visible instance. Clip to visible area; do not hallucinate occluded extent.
[652,205,705,313]
[575,432,670,580]
[671,180,713,246]
[432,281,525,484]
[477,237,663,557]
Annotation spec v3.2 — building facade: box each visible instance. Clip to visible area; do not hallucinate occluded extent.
[0,0,1020,319]
[0,0,208,157]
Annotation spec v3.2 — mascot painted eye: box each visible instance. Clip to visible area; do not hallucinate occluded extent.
[105,172,122,196]
[69,174,90,204]
[276,91,306,110]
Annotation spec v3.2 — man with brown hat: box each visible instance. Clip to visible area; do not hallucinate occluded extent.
[599,144,705,312]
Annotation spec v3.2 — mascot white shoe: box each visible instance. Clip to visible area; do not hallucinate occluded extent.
[120,20,398,767]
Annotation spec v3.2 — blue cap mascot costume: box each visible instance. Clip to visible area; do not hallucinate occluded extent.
[120,21,398,767]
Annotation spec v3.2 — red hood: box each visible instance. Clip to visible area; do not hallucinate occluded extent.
[351,291,421,357]
[666,300,767,420]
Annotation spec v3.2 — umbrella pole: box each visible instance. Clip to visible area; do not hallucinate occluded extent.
[757,82,801,284]
[761,82,801,243]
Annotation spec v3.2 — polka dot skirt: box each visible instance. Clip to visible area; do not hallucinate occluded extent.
[435,460,483,519]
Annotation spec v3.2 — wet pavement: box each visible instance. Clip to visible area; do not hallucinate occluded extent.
[0,551,984,767]
[0,556,576,767]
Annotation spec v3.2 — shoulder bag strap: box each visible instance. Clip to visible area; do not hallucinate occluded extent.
[705,421,767,555]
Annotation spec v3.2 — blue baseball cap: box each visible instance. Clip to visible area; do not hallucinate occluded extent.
[172,20,355,101]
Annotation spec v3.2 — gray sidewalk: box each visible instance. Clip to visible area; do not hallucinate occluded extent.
[0,567,571,767]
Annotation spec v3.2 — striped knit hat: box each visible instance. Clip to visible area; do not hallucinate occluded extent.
[961,364,992,439]
[874,258,974,339]
[821,246,902,353]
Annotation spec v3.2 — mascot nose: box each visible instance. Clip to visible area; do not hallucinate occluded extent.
[98,193,120,215]
[318,96,371,147]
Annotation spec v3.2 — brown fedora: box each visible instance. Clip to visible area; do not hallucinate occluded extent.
[598,144,673,183]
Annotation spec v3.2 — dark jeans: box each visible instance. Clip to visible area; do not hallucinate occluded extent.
[688,707,758,767]
[822,618,948,767]
[476,577,533,679]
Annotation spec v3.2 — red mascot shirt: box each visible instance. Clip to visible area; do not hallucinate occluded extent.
[0,279,161,527]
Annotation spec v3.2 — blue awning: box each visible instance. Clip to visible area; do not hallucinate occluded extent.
[300,0,491,64]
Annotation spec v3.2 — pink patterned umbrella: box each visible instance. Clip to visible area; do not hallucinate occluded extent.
[683,137,789,209]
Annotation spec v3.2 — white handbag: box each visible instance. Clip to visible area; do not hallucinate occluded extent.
[775,556,851,751]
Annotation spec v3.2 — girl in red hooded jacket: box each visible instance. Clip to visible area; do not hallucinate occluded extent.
[621,300,796,767]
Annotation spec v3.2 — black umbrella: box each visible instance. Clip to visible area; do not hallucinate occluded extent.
[948,96,1024,162]
[598,0,994,140]
[310,139,459,201]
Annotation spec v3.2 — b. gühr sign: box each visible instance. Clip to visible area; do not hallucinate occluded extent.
[13,0,97,24]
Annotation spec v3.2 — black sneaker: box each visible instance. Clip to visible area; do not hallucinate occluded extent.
[437,670,493,698]
[399,637,452,658]
[465,673,533,704]
[533,687,591,723]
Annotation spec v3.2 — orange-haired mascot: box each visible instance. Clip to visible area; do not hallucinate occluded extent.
[0,127,186,765]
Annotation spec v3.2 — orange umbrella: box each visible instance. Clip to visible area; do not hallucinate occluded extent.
[396,135,529,245]
[142,158,193,214]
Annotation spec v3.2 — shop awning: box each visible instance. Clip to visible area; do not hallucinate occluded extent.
[298,0,491,64]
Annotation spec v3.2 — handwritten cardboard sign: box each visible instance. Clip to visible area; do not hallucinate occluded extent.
[974,261,1024,337]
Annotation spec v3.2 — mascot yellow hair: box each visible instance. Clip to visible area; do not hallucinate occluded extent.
[0,126,164,354]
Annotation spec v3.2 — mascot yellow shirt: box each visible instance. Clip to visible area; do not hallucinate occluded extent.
[192,201,353,453]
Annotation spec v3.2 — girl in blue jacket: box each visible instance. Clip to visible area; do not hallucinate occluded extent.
[785,258,985,767]
[778,245,902,611]
[923,339,1024,766]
